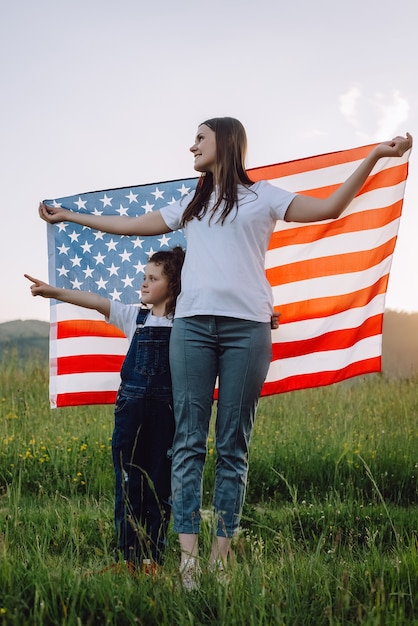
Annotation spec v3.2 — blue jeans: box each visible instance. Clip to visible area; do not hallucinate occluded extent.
[169,316,272,537]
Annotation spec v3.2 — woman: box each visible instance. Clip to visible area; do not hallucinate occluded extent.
[39,118,412,589]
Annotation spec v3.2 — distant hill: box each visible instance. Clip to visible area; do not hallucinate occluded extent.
[1,312,418,377]
[382,310,418,378]
[0,319,49,340]
[0,319,49,362]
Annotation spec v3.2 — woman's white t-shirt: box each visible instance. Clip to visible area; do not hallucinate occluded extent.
[160,180,295,323]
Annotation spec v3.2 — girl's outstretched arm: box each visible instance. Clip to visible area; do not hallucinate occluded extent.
[285,133,412,223]
[38,203,172,236]
[24,274,111,318]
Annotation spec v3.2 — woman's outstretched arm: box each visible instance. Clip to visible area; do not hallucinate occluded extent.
[285,133,412,223]
[38,202,172,236]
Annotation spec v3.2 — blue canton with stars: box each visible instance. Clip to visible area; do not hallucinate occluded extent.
[45,177,197,304]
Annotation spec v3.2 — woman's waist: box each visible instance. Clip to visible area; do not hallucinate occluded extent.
[174,291,273,322]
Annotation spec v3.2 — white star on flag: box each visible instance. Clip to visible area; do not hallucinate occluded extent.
[100,194,113,207]
[126,191,138,203]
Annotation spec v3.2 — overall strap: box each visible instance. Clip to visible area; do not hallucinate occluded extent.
[136,307,150,327]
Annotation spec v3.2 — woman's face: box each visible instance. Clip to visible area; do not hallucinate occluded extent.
[189,124,217,174]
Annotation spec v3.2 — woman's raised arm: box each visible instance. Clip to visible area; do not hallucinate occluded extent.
[38,202,172,236]
[285,133,412,223]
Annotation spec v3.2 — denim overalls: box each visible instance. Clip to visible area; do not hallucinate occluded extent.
[112,308,174,565]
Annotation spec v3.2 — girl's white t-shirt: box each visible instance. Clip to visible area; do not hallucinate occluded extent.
[108,301,173,344]
[160,180,295,323]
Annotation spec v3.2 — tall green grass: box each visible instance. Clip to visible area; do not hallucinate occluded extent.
[1,354,417,624]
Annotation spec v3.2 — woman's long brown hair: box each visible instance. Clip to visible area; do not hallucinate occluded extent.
[180,117,254,226]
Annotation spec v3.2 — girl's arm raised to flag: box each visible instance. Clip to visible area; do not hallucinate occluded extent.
[38,203,171,236]
[24,274,111,318]
[285,133,412,223]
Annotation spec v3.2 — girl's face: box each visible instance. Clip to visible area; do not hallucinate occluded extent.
[141,262,170,314]
[190,124,217,174]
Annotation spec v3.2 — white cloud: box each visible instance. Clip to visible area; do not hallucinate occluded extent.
[374,91,409,140]
[302,128,327,139]
[339,86,410,142]
[339,86,362,127]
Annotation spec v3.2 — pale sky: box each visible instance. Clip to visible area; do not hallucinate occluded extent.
[1,0,417,323]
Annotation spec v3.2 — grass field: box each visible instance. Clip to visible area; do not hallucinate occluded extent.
[0,354,417,625]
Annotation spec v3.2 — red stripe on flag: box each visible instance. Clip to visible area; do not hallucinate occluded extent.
[55,390,118,407]
[261,356,381,396]
[56,354,125,375]
[293,162,408,199]
[361,163,409,194]
[57,320,126,339]
[267,238,397,285]
[269,200,403,250]
[276,275,389,323]
[272,314,382,360]
[248,144,378,180]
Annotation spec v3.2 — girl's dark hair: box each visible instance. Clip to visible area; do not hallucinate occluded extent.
[180,117,254,226]
[148,246,185,316]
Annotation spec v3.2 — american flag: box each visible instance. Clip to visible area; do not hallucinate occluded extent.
[45,143,410,408]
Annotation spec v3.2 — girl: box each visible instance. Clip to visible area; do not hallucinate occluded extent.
[39,119,412,590]
[25,245,185,573]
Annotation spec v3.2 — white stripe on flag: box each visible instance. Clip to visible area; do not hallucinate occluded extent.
[52,336,129,358]
[272,256,393,305]
[51,372,122,394]
[272,294,385,343]
[266,219,400,269]
[266,335,381,382]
